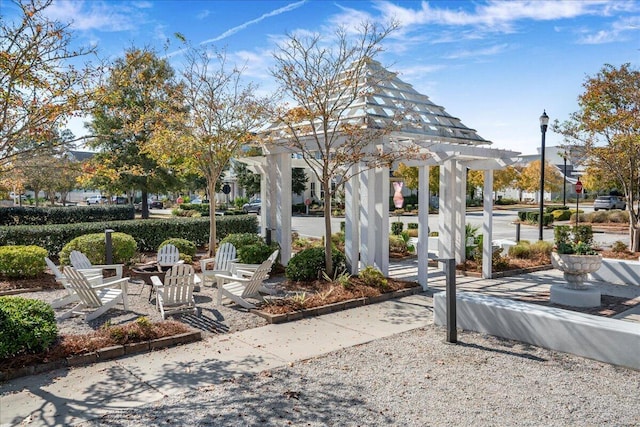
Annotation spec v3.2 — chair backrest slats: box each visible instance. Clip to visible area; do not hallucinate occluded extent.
[64,267,103,307]
[242,258,274,298]
[158,244,180,267]
[162,264,195,304]
[70,250,93,270]
[215,243,237,272]
[45,257,64,280]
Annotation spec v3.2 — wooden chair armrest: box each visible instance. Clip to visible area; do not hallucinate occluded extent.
[150,275,164,288]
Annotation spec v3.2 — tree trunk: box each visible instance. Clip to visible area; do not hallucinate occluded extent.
[141,189,149,219]
[630,222,640,253]
[323,180,333,276]
[208,179,218,257]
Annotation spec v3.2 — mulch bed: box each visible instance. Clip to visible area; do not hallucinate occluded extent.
[259,277,416,315]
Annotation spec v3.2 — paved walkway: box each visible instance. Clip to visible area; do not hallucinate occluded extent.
[1,262,639,426]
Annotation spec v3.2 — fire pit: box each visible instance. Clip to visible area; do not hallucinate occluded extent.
[131,264,168,301]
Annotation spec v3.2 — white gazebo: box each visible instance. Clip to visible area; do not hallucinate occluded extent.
[244,60,519,288]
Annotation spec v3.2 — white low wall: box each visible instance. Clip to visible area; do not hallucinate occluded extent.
[590,258,640,287]
[434,291,640,370]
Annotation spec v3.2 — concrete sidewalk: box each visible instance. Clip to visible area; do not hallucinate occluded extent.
[0,293,433,427]
[2,262,639,427]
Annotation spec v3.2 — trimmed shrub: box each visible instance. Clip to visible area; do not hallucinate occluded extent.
[0,296,57,359]
[0,205,134,226]
[59,232,137,265]
[508,242,531,259]
[530,240,553,256]
[389,234,408,253]
[552,209,572,221]
[238,243,277,264]
[611,241,628,252]
[589,211,609,223]
[358,266,388,290]
[608,210,629,223]
[546,205,569,214]
[158,238,197,257]
[407,222,419,230]
[179,203,210,216]
[495,197,518,205]
[391,221,404,235]
[220,233,264,250]
[286,247,346,282]
[0,216,258,254]
[0,245,47,278]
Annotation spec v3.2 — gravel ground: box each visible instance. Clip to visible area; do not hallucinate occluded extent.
[78,325,640,427]
[20,279,268,336]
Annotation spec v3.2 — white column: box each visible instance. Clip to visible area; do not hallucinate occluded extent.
[482,169,494,279]
[360,168,376,267]
[345,165,360,274]
[275,153,292,265]
[439,160,455,260]
[256,164,268,238]
[418,165,430,290]
[377,166,389,276]
[455,162,467,263]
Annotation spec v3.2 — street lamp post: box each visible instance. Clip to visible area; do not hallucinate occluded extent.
[538,110,549,241]
[562,151,567,207]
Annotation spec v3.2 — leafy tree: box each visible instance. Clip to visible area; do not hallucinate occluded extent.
[393,163,419,191]
[555,63,640,250]
[234,160,261,198]
[292,168,308,196]
[87,47,181,218]
[467,170,484,199]
[0,0,95,171]
[516,160,563,197]
[145,44,268,255]
[267,22,402,274]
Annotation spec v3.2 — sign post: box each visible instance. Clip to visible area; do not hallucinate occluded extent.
[575,180,583,227]
[304,198,311,215]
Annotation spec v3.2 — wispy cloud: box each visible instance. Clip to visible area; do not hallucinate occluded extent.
[200,0,308,45]
[444,44,510,60]
[46,0,148,32]
[578,16,640,44]
[197,9,211,20]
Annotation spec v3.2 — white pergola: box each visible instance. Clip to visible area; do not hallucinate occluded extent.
[243,60,520,289]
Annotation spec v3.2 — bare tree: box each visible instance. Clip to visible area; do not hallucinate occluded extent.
[265,22,406,275]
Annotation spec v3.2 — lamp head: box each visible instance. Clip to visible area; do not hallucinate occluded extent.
[540,110,549,133]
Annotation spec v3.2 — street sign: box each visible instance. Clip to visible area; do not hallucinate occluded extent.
[222,184,231,194]
[575,180,583,194]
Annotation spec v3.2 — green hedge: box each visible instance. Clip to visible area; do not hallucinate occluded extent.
[59,233,137,265]
[179,203,210,215]
[0,245,47,278]
[0,215,258,254]
[0,205,135,226]
[0,296,58,360]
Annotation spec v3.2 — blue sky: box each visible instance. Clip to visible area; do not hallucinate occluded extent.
[4,0,639,155]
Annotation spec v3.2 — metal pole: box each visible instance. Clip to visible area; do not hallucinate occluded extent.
[438,258,457,343]
[105,229,114,264]
[515,222,521,242]
[563,156,567,206]
[538,112,548,241]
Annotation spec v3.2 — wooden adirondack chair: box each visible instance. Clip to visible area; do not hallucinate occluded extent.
[157,244,183,269]
[199,242,237,287]
[46,257,117,309]
[57,267,129,321]
[215,256,275,309]
[151,264,198,319]
[69,250,124,279]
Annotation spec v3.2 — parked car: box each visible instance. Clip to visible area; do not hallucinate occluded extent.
[111,196,128,205]
[86,195,107,205]
[593,195,626,211]
[134,199,164,211]
[242,199,261,214]
[9,192,26,201]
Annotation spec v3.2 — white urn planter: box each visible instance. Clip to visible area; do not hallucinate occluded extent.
[550,252,603,307]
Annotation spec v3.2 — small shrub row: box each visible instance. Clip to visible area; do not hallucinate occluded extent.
[286,247,347,282]
[220,233,278,264]
[0,205,135,226]
[0,215,258,254]
[0,296,58,360]
[0,245,48,278]
[517,211,554,226]
[495,197,518,205]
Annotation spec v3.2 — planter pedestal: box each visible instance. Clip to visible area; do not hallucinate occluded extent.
[550,285,601,307]
[550,252,602,308]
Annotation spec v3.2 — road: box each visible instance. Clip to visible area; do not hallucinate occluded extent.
[281,209,628,248]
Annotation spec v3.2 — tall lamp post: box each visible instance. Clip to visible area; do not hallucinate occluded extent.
[538,110,549,241]
[562,151,568,207]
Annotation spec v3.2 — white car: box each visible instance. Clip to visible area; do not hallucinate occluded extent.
[86,195,107,205]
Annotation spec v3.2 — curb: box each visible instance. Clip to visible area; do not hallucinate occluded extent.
[458,264,554,279]
[252,286,424,324]
[0,331,202,382]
